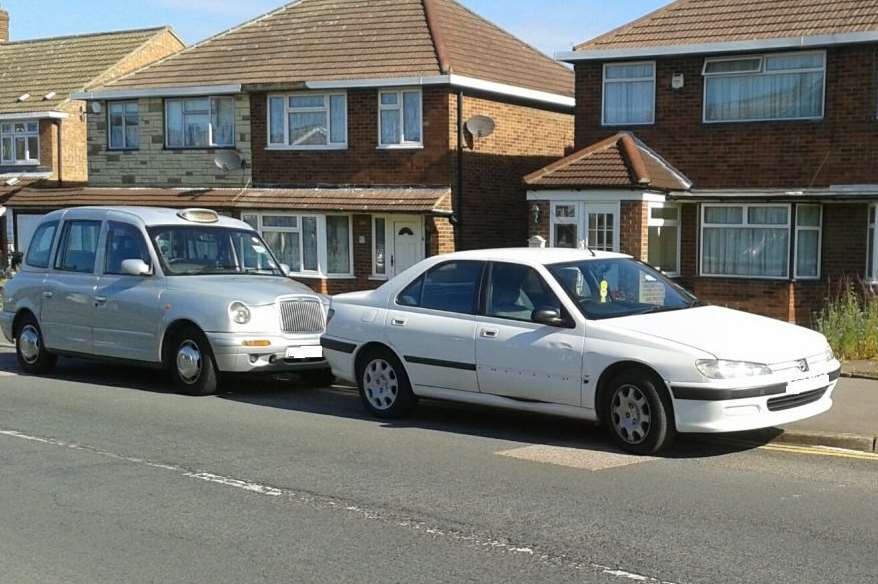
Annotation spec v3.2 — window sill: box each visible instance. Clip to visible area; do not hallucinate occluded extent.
[2,161,40,167]
[266,145,348,151]
[699,273,791,281]
[164,146,236,151]
[369,275,389,282]
[702,116,824,125]
[290,274,356,281]
[107,148,139,153]
[377,144,424,151]
[601,121,654,128]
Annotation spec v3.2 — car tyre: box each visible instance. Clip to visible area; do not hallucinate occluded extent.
[300,368,335,388]
[602,370,675,455]
[14,314,57,374]
[168,325,219,396]
[356,348,416,419]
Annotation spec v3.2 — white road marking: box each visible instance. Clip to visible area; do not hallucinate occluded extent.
[496,444,655,471]
[0,427,680,583]
[0,370,17,377]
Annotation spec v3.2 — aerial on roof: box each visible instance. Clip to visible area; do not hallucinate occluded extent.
[101,0,573,97]
[573,0,878,53]
[524,132,691,192]
[0,27,183,115]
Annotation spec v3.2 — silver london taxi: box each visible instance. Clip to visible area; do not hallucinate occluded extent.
[1,207,332,395]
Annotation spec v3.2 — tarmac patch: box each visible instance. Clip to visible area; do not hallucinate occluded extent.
[496,444,656,471]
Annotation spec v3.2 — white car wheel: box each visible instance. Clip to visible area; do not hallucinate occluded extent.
[610,384,652,445]
[362,358,400,411]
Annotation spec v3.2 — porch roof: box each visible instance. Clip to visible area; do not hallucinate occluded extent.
[670,186,878,202]
[524,133,691,193]
[3,186,453,214]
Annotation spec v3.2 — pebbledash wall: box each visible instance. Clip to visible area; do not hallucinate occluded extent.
[567,44,878,324]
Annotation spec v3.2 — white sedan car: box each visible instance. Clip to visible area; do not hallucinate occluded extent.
[322,248,840,454]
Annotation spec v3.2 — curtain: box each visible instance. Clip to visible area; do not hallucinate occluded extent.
[403,91,421,142]
[604,63,654,125]
[796,230,819,278]
[330,95,346,144]
[302,217,318,271]
[263,231,301,273]
[326,216,351,274]
[705,71,824,122]
[380,109,400,145]
[269,97,285,144]
[210,98,235,146]
[703,227,789,277]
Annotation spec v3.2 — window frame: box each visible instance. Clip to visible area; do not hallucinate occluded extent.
[700,203,795,280]
[393,260,485,315]
[107,100,140,151]
[647,202,682,278]
[23,220,59,269]
[793,204,822,281]
[53,219,103,274]
[0,120,40,165]
[244,211,354,278]
[481,261,571,327]
[266,92,348,151]
[103,221,152,276]
[372,215,388,279]
[601,61,656,127]
[164,96,236,149]
[701,50,827,124]
[377,88,424,149]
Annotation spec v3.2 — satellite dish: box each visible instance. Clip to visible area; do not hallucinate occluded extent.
[214,150,244,173]
[90,101,102,114]
[465,115,496,139]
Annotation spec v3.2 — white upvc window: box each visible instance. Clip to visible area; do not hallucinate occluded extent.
[794,204,822,280]
[868,206,877,281]
[1,121,39,165]
[108,101,139,150]
[378,88,423,148]
[166,96,235,148]
[267,92,347,150]
[647,203,681,277]
[602,61,656,126]
[372,216,388,277]
[242,212,353,278]
[703,51,826,123]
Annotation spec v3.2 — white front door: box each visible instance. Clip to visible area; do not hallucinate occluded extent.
[550,202,620,252]
[392,220,422,276]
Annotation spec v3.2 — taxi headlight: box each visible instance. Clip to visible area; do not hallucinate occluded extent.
[229,302,251,325]
[696,359,772,380]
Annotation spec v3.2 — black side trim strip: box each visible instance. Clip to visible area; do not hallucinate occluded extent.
[672,383,787,401]
[828,367,841,382]
[404,356,477,371]
[320,337,357,354]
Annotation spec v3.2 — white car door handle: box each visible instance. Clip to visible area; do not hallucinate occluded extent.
[480,329,499,339]
[42,291,54,299]
[391,318,407,327]
[94,296,108,306]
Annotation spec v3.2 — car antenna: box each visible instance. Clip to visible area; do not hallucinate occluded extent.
[586,245,596,257]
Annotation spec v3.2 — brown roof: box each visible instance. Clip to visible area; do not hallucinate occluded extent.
[576,0,878,51]
[0,27,180,114]
[4,186,453,214]
[104,0,573,97]
[524,133,691,191]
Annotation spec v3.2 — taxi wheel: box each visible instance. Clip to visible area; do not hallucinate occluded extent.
[14,314,57,374]
[602,371,675,455]
[356,348,416,419]
[169,326,218,396]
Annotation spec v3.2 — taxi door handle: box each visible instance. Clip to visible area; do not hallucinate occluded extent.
[42,291,54,299]
[391,318,407,327]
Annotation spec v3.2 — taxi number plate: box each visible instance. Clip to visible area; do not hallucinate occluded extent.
[286,346,323,360]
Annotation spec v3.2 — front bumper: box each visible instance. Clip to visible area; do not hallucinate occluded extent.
[670,364,841,433]
[207,332,329,374]
[0,312,13,344]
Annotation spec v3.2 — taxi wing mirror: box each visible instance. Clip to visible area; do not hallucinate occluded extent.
[121,259,152,277]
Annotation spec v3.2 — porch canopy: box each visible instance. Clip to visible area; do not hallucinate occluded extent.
[4,185,453,215]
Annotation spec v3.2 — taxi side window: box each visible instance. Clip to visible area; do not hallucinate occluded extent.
[24,221,58,269]
[55,220,102,274]
[104,222,151,275]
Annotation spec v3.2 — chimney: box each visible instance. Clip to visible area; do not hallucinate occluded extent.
[0,9,8,43]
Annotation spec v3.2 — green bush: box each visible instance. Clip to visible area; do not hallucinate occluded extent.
[817,280,878,361]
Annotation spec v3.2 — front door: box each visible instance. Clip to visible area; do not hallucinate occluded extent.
[475,262,584,406]
[392,220,421,276]
[550,202,620,252]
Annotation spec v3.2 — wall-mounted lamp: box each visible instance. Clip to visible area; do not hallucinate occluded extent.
[531,204,542,225]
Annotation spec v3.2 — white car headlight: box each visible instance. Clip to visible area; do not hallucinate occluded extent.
[696,359,772,380]
[824,345,835,363]
[229,301,251,325]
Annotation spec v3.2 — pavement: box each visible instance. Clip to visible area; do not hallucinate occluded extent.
[0,353,876,584]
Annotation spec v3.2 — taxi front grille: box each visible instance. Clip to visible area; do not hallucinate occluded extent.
[279,299,325,334]
[766,387,827,412]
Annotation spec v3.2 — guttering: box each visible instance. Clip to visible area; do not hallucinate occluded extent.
[0,111,68,120]
[72,84,242,100]
[558,31,878,62]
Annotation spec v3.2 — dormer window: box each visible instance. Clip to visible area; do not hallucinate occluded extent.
[703,52,825,123]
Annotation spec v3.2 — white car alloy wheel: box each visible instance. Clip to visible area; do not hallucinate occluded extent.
[18,325,42,365]
[176,340,203,385]
[362,358,399,411]
[610,384,653,445]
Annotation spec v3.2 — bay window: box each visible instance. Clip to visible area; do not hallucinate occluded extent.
[268,93,347,149]
[701,204,822,280]
[378,89,422,147]
[243,213,353,277]
[647,203,680,276]
[703,51,825,123]
[108,101,139,150]
[1,121,39,165]
[602,62,655,126]
[166,96,235,148]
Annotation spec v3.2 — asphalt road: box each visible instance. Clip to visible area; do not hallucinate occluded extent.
[0,349,876,584]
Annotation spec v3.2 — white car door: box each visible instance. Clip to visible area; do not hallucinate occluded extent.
[385,260,484,393]
[475,262,584,406]
[40,219,103,354]
[93,220,165,363]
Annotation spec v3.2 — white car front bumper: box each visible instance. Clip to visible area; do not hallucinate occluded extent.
[207,332,329,374]
[670,363,841,434]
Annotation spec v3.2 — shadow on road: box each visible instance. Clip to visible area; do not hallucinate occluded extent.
[0,349,778,459]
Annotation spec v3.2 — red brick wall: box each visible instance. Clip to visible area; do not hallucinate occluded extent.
[250,87,452,186]
[575,45,878,188]
[620,201,648,260]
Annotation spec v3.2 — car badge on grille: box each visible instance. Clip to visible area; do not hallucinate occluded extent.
[796,359,809,373]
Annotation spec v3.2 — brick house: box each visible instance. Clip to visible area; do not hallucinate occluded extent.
[6,0,574,294]
[526,0,878,324]
[0,10,183,262]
